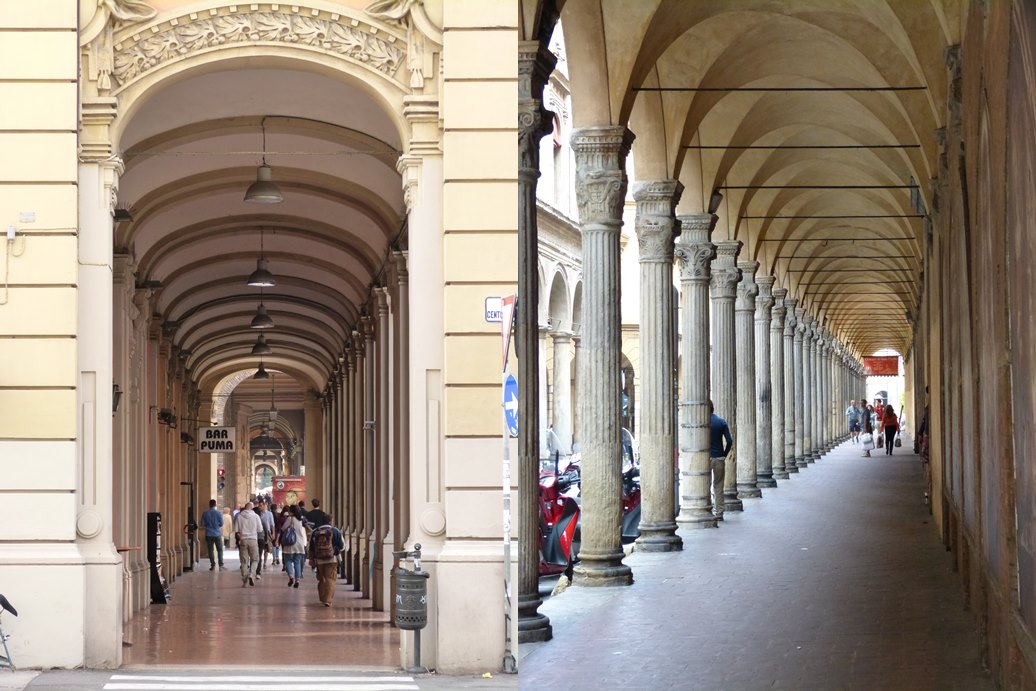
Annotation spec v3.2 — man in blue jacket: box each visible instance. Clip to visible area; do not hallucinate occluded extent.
[709,401,733,520]
[200,499,225,570]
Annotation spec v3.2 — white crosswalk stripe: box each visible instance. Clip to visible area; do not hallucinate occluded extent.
[103,673,419,691]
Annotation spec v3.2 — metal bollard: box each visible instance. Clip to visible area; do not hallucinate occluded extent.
[393,543,430,673]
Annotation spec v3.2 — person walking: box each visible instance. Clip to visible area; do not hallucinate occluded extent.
[306,499,329,528]
[845,400,861,443]
[282,504,309,589]
[861,404,876,457]
[221,507,234,550]
[254,502,272,579]
[879,405,900,455]
[234,501,263,587]
[708,400,733,520]
[268,503,281,566]
[200,499,225,571]
[309,513,345,607]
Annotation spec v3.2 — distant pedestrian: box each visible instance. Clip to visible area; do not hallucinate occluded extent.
[309,514,345,607]
[221,507,234,549]
[254,502,273,579]
[282,504,309,589]
[200,499,225,571]
[879,405,900,455]
[861,405,876,457]
[845,400,861,443]
[708,400,733,520]
[268,503,281,565]
[234,501,263,587]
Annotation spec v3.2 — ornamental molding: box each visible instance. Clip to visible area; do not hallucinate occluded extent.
[735,260,759,311]
[111,4,407,93]
[572,127,633,227]
[633,180,682,263]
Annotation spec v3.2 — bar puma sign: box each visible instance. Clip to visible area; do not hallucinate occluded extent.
[198,426,236,453]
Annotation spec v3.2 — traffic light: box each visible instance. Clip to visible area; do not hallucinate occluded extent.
[217,468,226,491]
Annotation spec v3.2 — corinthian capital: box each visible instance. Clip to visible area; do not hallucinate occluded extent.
[633,180,683,263]
[710,240,743,298]
[572,127,634,227]
[735,260,759,311]
[755,275,775,317]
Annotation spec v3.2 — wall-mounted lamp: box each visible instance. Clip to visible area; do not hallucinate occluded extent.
[708,189,724,215]
[180,432,195,446]
[157,408,177,428]
[112,383,123,414]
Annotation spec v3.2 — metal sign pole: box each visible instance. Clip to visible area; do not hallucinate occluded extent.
[501,295,517,674]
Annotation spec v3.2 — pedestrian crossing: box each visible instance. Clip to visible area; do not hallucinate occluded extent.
[103,673,419,691]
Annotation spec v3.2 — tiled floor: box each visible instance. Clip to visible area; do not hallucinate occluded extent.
[519,439,995,690]
[123,559,398,668]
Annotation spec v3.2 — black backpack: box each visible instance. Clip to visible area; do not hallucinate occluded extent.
[312,526,335,560]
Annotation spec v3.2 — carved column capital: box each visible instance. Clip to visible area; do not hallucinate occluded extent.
[633,180,683,263]
[735,260,759,312]
[710,240,742,299]
[771,287,788,329]
[571,127,634,227]
[755,275,775,318]
[674,214,716,283]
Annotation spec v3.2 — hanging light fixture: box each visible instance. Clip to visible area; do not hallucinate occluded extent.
[254,359,270,380]
[250,334,272,355]
[247,228,276,287]
[250,287,275,329]
[268,373,278,421]
[244,117,283,204]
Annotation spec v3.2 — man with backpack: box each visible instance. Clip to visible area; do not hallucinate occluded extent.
[309,514,345,607]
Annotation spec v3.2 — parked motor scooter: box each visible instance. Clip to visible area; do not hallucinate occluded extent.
[539,453,580,577]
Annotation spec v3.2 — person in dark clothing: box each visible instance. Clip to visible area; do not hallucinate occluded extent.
[200,499,225,570]
[709,400,733,519]
[306,498,329,528]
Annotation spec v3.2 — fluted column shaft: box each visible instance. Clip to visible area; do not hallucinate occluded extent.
[517,40,556,639]
[808,322,819,461]
[711,240,743,512]
[823,337,832,449]
[782,299,798,473]
[351,334,364,591]
[362,318,375,598]
[633,180,683,551]
[770,288,788,479]
[793,307,806,468]
[735,260,760,499]
[675,215,717,529]
[754,275,775,488]
[571,126,635,587]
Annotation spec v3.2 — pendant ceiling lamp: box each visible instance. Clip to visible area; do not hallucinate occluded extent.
[268,373,278,421]
[250,288,275,329]
[254,359,270,380]
[244,117,283,204]
[250,334,272,355]
[247,228,276,287]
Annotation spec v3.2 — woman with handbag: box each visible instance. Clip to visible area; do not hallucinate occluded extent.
[861,405,876,457]
[880,405,900,455]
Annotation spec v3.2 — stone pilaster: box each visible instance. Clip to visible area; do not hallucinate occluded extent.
[632,179,683,552]
[571,125,635,587]
[770,288,788,479]
[754,275,776,488]
[710,240,742,512]
[517,39,557,639]
[675,214,718,529]
[735,260,760,499]
[374,287,391,611]
[792,307,806,469]
[551,332,574,455]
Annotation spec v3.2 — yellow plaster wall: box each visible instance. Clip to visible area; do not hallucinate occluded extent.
[0,2,79,446]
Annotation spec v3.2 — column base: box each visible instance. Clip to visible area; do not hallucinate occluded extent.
[738,483,763,498]
[517,593,553,643]
[572,550,632,587]
[759,471,778,487]
[785,460,799,474]
[795,457,808,468]
[634,522,683,552]
[677,509,718,529]
[723,492,744,512]
[773,469,790,480]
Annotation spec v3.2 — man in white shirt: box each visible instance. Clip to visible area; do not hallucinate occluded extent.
[233,501,263,587]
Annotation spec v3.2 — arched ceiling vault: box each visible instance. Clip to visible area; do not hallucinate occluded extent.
[116,63,405,400]
[556,0,959,356]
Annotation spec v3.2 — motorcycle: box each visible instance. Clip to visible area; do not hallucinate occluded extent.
[538,453,580,577]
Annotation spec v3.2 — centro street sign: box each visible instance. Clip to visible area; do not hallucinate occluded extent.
[503,375,519,438]
[198,426,236,453]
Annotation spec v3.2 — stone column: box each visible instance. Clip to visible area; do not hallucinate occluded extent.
[674,214,717,529]
[710,240,742,512]
[374,288,392,611]
[551,332,574,456]
[734,260,760,499]
[570,126,635,587]
[822,334,832,450]
[754,275,776,488]
[351,335,364,591]
[393,251,411,551]
[792,307,806,468]
[538,327,549,457]
[362,319,375,598]
[808,320,820,462]
[632,179,682,552]
[770,288,788,479]
[517,39,556,638]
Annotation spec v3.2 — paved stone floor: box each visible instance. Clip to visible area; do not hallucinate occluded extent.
[122,557,398,668]
[519,438,995,690]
